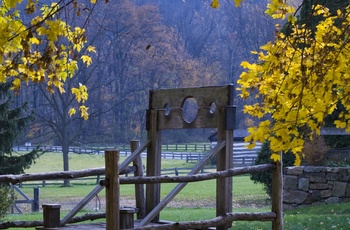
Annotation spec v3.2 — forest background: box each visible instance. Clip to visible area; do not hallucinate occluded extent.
[12,0,278,148]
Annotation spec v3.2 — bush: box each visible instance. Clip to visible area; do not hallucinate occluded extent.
[302,134,329,166]
[0,183,13,219]
[250,141,295,197]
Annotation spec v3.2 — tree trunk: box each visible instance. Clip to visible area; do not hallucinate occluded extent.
[62,126,70,187]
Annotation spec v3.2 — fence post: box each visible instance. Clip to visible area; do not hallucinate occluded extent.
[272,152,283,230]
[32,187,40,212]
[105,150,120,230]
[41,204,61,229]
[130,140,146,219]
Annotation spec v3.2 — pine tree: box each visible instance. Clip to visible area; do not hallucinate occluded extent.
[0,82,42,218]
[0,82,42,175]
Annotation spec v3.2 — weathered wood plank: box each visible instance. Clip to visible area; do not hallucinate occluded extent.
[146,109,162,223]
[105,150,119,230]
[216,108,233,230]
[149,85,232,109]
[131,140,146,219]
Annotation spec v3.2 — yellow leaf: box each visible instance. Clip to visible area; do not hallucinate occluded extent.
[81,55,92,67]
[11,78,21,91]
[69,108,77,117]
[80,105,89,120]
[234,0,242,7]
[270,153,281,162]
[294,153,301,166]
[87,45,96,53]
[90,0,97,3]
[211,0,220,8]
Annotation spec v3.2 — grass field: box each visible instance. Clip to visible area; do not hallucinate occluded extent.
[3,152,350,229]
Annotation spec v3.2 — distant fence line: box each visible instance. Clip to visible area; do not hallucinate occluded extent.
[14,142,261,155]
[14,143,261,169]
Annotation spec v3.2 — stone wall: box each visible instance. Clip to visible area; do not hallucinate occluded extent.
[283,166,350,209]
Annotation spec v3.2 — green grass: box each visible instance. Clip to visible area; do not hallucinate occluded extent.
[5,152,350,229]
[24,152,195,173]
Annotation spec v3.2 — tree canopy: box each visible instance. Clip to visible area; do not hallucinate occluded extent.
[234,0,350,164]
[0,0,96,119]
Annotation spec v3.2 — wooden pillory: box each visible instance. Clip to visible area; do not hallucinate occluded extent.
[143,85,236,229]
[0,85,283,230]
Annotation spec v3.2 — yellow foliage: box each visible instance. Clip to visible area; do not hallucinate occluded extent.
[211,0,220,8]
[270,153,281,162]
[0,0,96,119]
[238,3,350,165]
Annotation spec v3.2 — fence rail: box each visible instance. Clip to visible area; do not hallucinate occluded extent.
[0,147,282,230]
[14,143,261,167]
[14,142,261,154]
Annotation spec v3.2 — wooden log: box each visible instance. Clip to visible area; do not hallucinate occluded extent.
[272,152,283,230]
[0,213,106,228]
[136,212,276,230]
[105,150,120,230]
[68,212,106,224]
[146,109,162,222]
[0,220,44,229]
[119,164,275,184]
[0,167,134,184]
[131,140,146,219]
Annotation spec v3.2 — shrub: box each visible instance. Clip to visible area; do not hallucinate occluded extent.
[250,141,295,197]
[302,134,329,166]
[0,183,13,219]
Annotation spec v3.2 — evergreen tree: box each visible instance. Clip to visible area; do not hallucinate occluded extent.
[0,82,42,218]
[0,83,42,174]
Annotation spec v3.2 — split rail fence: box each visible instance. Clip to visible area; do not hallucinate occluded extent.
[0,146,283,230]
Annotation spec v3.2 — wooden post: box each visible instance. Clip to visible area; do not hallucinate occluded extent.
[216,107,233,230]
[105,150,120,230]
[130,140,146,219]
[272,152,283,230]
[41,204,61,229]
[146,109,162,223]
[216,85,235,230]
[120,208,136,229]
[32,187,40,212]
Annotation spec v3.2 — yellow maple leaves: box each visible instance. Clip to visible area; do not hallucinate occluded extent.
[0,0,96,119]
[238,4,350,165]
[211,0,244,9]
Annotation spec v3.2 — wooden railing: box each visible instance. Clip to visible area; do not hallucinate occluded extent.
[0,144,282,230]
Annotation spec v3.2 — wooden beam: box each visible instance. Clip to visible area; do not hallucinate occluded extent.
[120,140,150,171]
[130,140,146,219]
[138,141,226,227]
[119,164,275,185]
[146,109,162,223]
[105,150,119,230]
[137,212,276,230]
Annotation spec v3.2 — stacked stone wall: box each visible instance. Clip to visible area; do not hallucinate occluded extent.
[283,166,350,209]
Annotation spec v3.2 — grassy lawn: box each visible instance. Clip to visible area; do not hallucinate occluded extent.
[4,152,350,229]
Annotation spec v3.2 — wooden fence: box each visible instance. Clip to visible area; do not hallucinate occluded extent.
[14,142,261,154]
[0,149,282,230]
